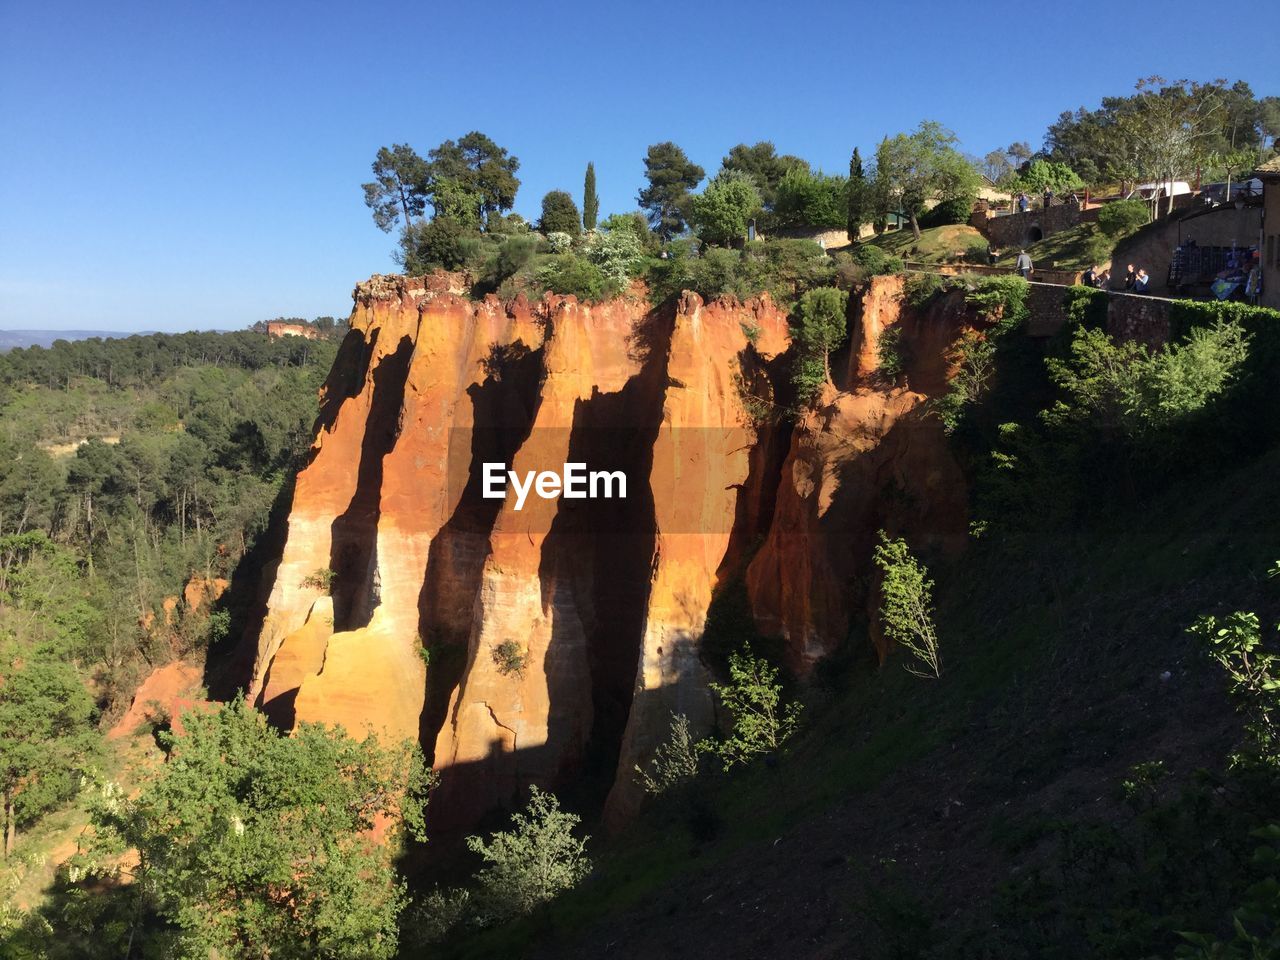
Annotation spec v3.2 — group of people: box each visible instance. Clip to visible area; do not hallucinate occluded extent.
[1077,263,1150,292]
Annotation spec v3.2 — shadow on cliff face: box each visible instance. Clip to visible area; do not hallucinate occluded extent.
[328,334,415,631]
[204,327,376,700]
[536,306,675,812]
[417,340,546,761]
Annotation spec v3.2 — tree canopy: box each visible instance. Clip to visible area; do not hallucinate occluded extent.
[872,121,980,239]
[638,142,705,241]
[690,170,762,247]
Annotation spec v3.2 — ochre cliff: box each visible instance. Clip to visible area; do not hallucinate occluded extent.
[244,272,974,832]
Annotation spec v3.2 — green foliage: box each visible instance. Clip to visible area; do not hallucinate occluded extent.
[965,274,1030,330]
[635,713,702,796]
[82,699,430,959]
[903,272,947,307]
[582,162,599,231]
[1008,158,1084,196]
[539,190,582,237]
[401,217,470,274]
[876,325,907,380]
[582,228,644,288]
[361,143,429,232]
[851,243,907,280]
[847,147,869,243]
[703,646,802,770]
[492,639,528,678]
[1063,284,1109,329]
[644,238,835,309]
[872,532,941,678]
[536,254,610,301]
[720,141,807,212]
[0,647,100,855]
[917,192,976,228]
[425,131,521,223]
[638,142,705,241]
[299,567,335,592]
[465,786,591,924]
[932,329,997,432]
[873,121,981,238]
[485,234,540,288]
[772,166,849,230]
[1190,611,1279,766]
[690,170,762,247]
[788,286,848,403]
[429,176,484,229]
[1097,198,1151,237]
[1045,320,1250,440]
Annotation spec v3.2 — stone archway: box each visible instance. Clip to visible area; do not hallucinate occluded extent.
[1026,225,1043,244]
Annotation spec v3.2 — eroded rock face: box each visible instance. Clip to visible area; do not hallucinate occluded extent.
[246,273,974,831]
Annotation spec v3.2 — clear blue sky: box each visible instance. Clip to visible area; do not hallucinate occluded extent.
[1,0,1276,332]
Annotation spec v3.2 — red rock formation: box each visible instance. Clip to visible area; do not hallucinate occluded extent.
[247,272,975,831]
[746,276,971,670]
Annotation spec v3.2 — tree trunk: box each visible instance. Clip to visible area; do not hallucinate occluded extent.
[909,213,921,241]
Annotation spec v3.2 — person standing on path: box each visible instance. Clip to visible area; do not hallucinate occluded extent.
[1015,249,1033,279]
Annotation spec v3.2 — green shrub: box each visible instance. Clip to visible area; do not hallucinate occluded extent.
[1044,320,1251,439]
[538,190,581,236]
[1097,199,1150,237]
[486,235,539,287]
[465,787,590,924]
[1063,285,1108,329]
[789,286,848,402]
[904,272,947,306]
[965,275,1029,330]
[299,567,336,592]
[933,329,996,432]
[876,325,907,380]
[690,170,762,247]
[491,639,527,678]
[773,167,849,229]
[918,192,975,228]
[583,228,645,288]
[401,218,470,273]
[702,645,802,770]
[872,532,941,678]
[634,713,702,796]
[536,255,611,300]
[849,244,905,280]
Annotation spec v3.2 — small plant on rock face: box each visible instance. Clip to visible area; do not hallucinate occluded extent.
[635,713,701,795]
[873,531,941,678]
[702,645,802,771]
[492,639,527,679]
[877,325,907,380]
[299,567,336,593]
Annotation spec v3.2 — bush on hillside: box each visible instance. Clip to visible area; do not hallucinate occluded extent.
[701,645,802,770]
[918,193,976,228]
[1097,199,1150,237]
[465,787,591,924]
[536,254,610,301]
[873,532,941,678]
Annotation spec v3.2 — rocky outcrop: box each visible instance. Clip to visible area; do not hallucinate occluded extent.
[245,272,976,832]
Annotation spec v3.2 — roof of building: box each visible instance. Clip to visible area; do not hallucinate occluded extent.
[1257,155,1280,179]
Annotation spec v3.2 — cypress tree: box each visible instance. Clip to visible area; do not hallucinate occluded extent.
[847,147,867,243]
[583,162,599,231]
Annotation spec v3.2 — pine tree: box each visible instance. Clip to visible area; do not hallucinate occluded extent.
[582,162,599,231]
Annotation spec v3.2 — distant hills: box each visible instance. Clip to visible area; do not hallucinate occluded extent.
[0,329,149,351]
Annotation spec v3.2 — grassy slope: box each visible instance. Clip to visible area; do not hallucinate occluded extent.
[862,224,989,265]
[432,442,1280,959]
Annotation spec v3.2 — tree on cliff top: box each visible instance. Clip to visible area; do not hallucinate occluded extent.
[638,142,705,241]
[847,147,869,243]
[690,170,761,247]
[362,144,430,232]
[539,190,582,237]
[872,121,979,240]
[582,162,599,231]
[83,699,431,960]
[426,131,521,224]
[720,141,808,213]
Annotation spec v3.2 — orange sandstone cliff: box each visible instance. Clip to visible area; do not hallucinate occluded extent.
[243,273,973,831]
